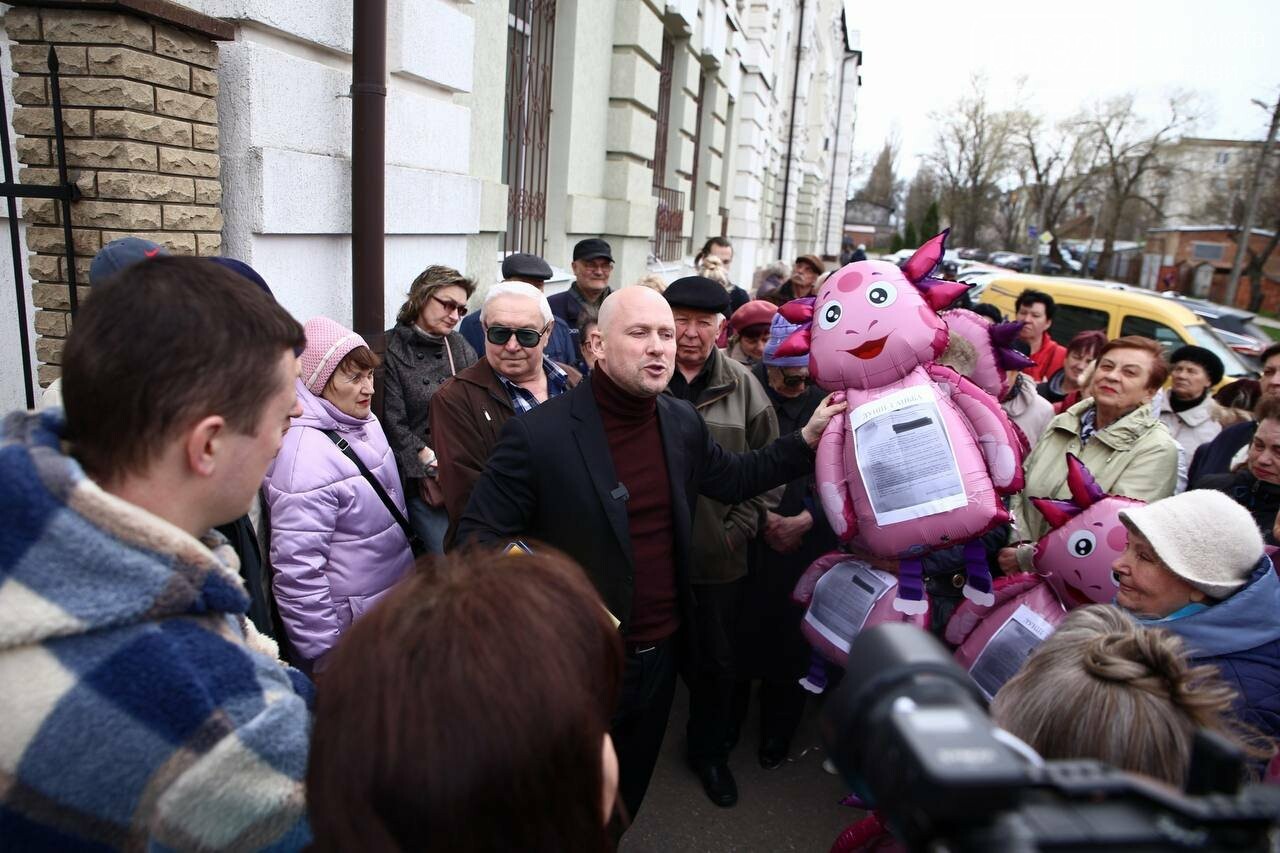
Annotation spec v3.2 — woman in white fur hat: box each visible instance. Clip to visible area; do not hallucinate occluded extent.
[1113,490,1280,742]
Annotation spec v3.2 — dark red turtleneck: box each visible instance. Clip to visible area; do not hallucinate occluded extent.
[591,368,678,642]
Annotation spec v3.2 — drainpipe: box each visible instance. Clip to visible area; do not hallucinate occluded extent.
[824,45,860,258]
[777,0,806,259]
[351,0,387,348]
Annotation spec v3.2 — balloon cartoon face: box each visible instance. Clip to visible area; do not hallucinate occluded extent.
[775,231,971,392]
[807,263,949,390]
[1031,454,1144,609]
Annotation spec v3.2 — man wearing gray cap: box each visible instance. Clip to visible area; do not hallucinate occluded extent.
[458,252,580,370]
[664,275,779,808]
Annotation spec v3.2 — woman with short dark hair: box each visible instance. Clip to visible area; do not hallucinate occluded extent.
[1038,329,1107,413]
[382,265,479,553]
[308,547,624,852]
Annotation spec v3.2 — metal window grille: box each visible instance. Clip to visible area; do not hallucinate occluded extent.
[503,0,556,254]
[650,35,683,261]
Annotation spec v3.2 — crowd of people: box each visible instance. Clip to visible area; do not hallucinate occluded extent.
[3,235,1280,851]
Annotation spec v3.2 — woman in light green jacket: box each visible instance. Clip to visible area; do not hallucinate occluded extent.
[1002,336,1180,573]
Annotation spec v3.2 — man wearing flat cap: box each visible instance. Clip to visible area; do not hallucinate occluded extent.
[459,252,582,371]
[767,253,824,305]
[664,275,780,808]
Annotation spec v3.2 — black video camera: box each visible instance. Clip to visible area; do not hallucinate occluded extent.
[821,623,1280,852]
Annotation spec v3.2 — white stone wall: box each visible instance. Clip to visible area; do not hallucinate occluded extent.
[187,0,479,327]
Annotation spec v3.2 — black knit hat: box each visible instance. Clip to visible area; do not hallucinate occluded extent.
[1169,345,1224,386]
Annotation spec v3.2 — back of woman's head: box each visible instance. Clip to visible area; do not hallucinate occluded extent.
[991,605,1243,787]
[307,546,623,852]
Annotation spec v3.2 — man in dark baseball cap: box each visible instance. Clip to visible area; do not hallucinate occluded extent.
[88,236,169,287]
[548,238,616,369]
[663,274,777,808]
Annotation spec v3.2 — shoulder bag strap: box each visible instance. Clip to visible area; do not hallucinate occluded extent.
[322,430,415,539]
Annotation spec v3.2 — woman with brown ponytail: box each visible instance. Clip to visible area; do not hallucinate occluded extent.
[992,604,1270,786]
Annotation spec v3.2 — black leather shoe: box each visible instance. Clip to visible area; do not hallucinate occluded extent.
[691,761,738,807]
[758,738,789,770]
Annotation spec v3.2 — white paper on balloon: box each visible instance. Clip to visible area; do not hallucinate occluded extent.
[969,604,1055,700]
[848,384,967,527]
[803,560,896,655]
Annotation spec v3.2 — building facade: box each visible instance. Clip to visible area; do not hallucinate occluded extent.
[0,0,862,408]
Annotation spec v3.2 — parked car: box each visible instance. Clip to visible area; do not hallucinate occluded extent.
[1156,293,1272,360]
[979,274,1255,383]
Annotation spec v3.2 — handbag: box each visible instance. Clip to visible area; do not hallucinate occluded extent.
[323,430,427,556]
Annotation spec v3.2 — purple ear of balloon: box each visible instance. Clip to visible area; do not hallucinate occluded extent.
[780,297,815,323]
[1065,453,1106,507]
[991,322,1035,370]
[775,326,812,357]
[901,228,950,283]
[1031,497,1084,530]
[915,278,970,312]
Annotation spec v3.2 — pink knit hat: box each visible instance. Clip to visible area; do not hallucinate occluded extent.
[301,317,366,394]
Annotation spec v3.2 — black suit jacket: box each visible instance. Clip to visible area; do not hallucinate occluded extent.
[456,377,815,636]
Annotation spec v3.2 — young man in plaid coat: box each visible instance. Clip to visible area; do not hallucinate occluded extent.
[0,258,314,850]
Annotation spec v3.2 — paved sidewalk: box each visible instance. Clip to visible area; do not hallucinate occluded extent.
[620,682,861,853]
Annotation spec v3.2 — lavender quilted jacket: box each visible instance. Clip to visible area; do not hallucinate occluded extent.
[264,379,414,669]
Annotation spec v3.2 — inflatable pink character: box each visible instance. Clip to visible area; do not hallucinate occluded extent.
[944,454,1144,697]
[790,552,929,693]
[775,230,1024,615]
[939,308,1035,404]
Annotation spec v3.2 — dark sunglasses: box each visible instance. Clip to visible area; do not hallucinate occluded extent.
[486,324,549,348]
[781,373,811,388]
[431,294,468,317]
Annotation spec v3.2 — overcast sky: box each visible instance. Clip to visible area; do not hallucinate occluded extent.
[846,0,1280,181]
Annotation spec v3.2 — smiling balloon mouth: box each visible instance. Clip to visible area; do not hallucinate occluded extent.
[846,336,888,359]
[1060,579,1093,608]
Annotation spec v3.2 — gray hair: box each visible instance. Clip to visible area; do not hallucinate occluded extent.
[990,604,1263,786]
[481,280,552,326]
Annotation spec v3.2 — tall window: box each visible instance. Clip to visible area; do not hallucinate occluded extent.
[503,0,556,254]
[649,34,684,261]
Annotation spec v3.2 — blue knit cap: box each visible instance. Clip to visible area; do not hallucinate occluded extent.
[763,312,808,368]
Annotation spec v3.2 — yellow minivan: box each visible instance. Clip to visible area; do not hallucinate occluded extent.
[978,274,1255,380]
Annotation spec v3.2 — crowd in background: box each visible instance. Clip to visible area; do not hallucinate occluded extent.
[3,234,1280,851]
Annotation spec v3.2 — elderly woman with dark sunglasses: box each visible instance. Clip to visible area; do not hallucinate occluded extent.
[382,265,478,553]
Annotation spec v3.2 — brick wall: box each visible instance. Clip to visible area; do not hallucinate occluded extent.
[4,6,222,386]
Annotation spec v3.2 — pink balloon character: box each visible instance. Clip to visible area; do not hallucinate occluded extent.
[944,454,1144,694]
[790,552,929,693]
[775,230,1024,615]
[939,308,1035,403]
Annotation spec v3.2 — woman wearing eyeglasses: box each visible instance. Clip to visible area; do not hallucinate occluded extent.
[382,265,478,553]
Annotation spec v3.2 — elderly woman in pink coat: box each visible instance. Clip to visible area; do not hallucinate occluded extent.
[264,317,414,672]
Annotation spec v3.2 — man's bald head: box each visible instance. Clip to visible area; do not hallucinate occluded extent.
[597,284,671,337]
[590,285,676,398]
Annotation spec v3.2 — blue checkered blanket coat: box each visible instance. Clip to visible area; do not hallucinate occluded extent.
[0,410,313,851]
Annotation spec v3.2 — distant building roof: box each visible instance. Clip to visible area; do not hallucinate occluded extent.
[1147,225,1277,237]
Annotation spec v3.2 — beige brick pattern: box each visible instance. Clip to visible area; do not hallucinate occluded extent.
[7,7,223,385]
[10,45,89,75]
[87,46,189,90]
[98,171,195,203]
[11,107,92,137]
[94,110,192,147]
[156,88,215,123]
